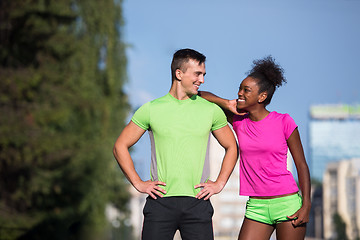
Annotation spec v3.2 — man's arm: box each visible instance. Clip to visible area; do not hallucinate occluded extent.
[113,121,166,199]
[194,125,238,200]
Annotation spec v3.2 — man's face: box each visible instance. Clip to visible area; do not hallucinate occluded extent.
[177,59,206,97]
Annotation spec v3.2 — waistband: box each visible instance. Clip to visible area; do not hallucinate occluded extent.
[248,192,300,204]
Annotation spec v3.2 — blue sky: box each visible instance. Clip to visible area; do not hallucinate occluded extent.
[122,0,360,179]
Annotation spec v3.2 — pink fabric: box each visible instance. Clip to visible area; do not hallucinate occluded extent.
[233,111,299,197]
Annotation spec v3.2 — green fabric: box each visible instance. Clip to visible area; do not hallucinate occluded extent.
[245,193,302,225]
[132,93,227,197]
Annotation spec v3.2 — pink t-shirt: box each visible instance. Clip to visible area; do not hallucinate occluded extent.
[233,111,299,197]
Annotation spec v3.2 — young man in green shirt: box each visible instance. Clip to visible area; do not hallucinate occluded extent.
[113,48,238,240]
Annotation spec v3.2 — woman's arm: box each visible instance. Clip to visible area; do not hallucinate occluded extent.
[198,91,237,124]
[287,128,312,226]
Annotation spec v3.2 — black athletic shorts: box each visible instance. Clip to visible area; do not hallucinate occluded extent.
[141,196,214,240]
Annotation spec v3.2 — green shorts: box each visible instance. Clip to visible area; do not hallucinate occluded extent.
[245,193,302,226]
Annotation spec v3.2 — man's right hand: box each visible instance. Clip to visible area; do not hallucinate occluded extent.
[135,180,167,199]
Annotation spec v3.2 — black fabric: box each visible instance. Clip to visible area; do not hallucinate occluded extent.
[141,196,214,240]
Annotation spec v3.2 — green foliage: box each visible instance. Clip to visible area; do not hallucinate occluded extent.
[310,178,322,187]
[0,0,132,239]
[333,213,348,240]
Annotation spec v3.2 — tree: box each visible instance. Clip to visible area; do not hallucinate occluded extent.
[333,213,348,240]
[0,0,132,239]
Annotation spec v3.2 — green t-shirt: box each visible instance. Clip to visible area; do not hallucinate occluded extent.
[132,93,227,197]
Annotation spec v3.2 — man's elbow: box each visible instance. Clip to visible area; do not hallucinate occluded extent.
[113,143,121,158]
[113,141,129,158]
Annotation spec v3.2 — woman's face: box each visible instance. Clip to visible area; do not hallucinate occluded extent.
[237,76,264,111]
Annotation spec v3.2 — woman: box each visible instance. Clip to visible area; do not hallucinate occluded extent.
[199,56,311,240]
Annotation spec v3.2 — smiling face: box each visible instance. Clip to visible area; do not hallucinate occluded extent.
[176,59,206,97]
[237,76,267,111]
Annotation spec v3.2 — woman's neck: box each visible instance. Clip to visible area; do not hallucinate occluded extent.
[248,108,270,121]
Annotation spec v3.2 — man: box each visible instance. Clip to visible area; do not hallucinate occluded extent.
[113,48,238,240]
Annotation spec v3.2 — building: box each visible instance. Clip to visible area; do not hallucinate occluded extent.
[128,186,146,239]
[309,104,360,181]
[307,183,323,240]
[323,159,360,240]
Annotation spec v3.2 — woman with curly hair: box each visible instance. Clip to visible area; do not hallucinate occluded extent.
[198,56,311,240]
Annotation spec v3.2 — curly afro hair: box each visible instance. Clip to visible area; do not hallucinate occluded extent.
[247,55,286,106]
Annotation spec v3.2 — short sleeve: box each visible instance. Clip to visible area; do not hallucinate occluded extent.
[283,113,298,140]
[131,102,150,130]
[211,104,228,131]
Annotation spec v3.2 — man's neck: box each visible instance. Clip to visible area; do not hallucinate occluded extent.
[169,82,193,100]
